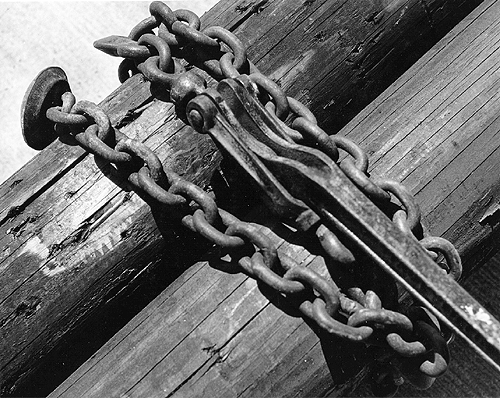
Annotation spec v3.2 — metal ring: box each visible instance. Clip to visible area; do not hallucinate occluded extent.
[149,2,180,30]
[292,118,340,161]
[169,71,207,105]
[46,107,87,126]
[386,333,427,357]
[346,287,367,307]
[392,209,413,236]
[375,179,421,234]
[220,53,240,79]
[263,102,302,143]
[332,134,391,202]
[289,97,317,125]
[115,137,165,183]
[225,222,278,268]
[158,9,202,46]
[52,92,80,137]
[203,26,247,70]
[171,21,218,47]
[339,294,365,316]
[151,3,217,48]
[192,209,245,248]
[118,59,139,83]
[332,135,368,171]
[284,266,340,317]
[137,56,180,87]
[60,91,76,113]
[315,224,355,265]
[413,320,450,377]
[218,208,242,226]
[347,308,414,334]
[169,179,219,229]
[340,158,391,203]
[249,73,289,120]
[364,290,382,310]
[77,125,132,164]
[137,167,186,206]
[311,299,373,342]
[71,100,112,141]
[420,236,462,281]
[129,15,162,41]
[250,252,306,294]
[138,34,174,72]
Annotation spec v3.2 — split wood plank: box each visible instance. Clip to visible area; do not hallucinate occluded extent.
[49,1,500,397]
[0,0,484,395]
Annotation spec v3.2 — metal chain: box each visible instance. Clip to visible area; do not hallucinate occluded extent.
[42,2,463,394]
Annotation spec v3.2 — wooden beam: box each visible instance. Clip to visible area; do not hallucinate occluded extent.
[0,0,484,396]
[49,1,500,396]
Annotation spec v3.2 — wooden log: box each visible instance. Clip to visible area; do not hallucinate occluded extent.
[0,0,483,396]
[47,0,500,396]
[353,255,500,396]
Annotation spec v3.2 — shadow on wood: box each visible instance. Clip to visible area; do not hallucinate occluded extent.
[0,0,486,396]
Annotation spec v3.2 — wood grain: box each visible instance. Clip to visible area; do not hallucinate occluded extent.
[48,0,500,397]
[0,0,485,396]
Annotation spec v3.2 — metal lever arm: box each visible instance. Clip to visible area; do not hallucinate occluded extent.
[187,77,500,373]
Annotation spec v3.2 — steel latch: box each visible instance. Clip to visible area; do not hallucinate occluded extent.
[186,75,500,372]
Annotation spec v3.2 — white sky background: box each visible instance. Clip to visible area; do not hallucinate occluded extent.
[0,1,219,183]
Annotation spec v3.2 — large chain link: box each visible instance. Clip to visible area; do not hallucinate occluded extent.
[43,2,462,395]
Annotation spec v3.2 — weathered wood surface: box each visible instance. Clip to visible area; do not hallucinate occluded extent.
[45,0,500,397]
[354,254,500,396]
[0,2,220,184]
[0,0,484,396]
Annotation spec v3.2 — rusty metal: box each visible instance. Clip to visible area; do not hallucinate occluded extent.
[137,34,174,72]
[310,297,374,342]
[21,3,500,393]
[292,118,340,161]
[249,252,306,294]
[315,224,356,265]
[159,9,201,46]
[376,178,421,234]
[226,222,277,266]
[193,209,245,248]
[114,136,166,187]
[151,2,217,48]
[93,36,152,59]
[46,92,87,127]
[420,236,462,280]
[249,73,289,120]
[21,66,71,149]
[137,167,186,206]
[186,75,500,373]
[128,15,161,42]
[118,59,139,83]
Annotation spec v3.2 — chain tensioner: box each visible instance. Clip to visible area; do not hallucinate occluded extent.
[20,2,500,396]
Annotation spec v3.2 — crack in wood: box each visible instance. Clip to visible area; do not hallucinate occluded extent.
[480,200,500,227]
[6,215,40,238]
[114,98,155,129]
[9,180,22,189]
[0,295,42,329]
[0,152,87,227]
[420,0,435,29]
[230,0,270,32]
[48,193,132,258]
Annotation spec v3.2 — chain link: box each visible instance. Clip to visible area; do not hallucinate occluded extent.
[42,2,464,394]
